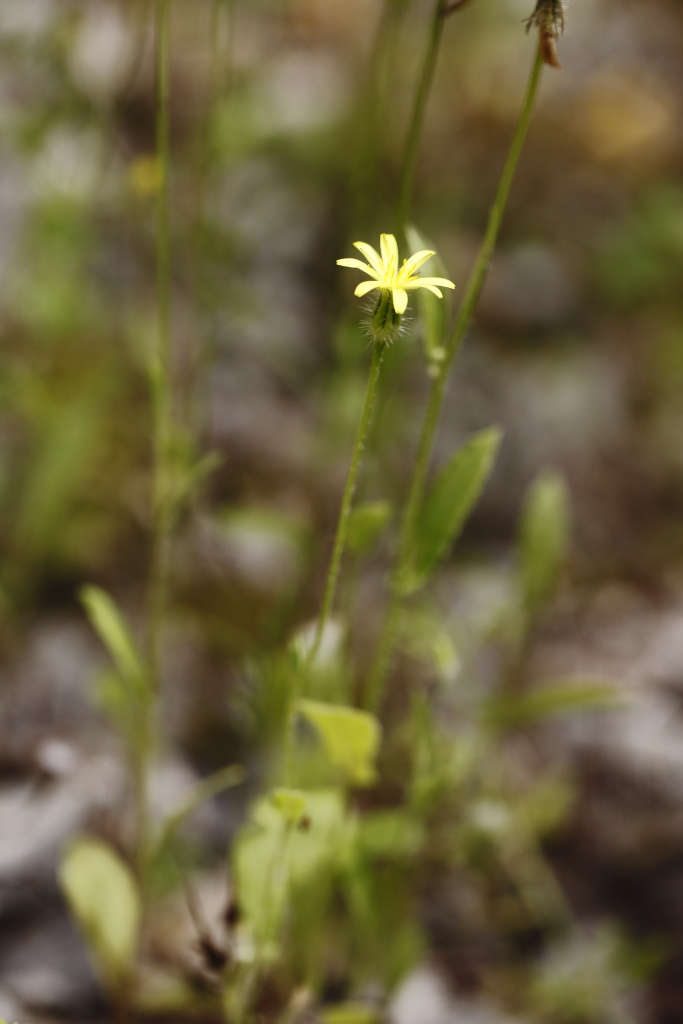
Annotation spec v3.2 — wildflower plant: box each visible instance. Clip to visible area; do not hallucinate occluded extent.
[52,0,593,1020]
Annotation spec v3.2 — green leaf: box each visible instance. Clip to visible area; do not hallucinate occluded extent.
[519,471,570,615]
[80,586,143,685]
[485,677,621,728]
[233,789,346,945]
[407,427,502,591]
[59,837,140,987]
[321,1006,379,1024]
[347,500,392,555]
[298,700,381,786]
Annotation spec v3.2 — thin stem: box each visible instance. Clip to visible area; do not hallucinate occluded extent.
[395,0,446,237]
[365,45,545,712]
[308,342,387,666]
[147,0,173,696]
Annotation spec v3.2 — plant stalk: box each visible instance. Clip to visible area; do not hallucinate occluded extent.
[308,342,387,667]
[365,45,545,711]
[147,0,173,696]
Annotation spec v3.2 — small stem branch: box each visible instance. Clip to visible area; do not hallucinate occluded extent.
[366,45,544,711]
[395,0,446,237]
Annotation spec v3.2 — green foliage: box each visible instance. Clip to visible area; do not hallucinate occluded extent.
[519,470,570,617]
[59,837,140,988]
[233,788,346,947]
[298,700,381,786]
[81,586,144,686]
[486,678,622,728]
[405,427,502,592]
[3,3,652,1021]
[80,586,151,759]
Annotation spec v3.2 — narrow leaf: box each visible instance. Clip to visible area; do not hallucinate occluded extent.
[408,427,502,590]
[519,471,570,615]
[485,677,622,728]
[80,586,143,684]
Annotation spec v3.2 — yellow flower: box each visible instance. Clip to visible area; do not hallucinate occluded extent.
[337,232,455,316]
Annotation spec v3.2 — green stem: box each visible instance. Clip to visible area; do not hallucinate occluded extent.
[308,342,387,666]
[395,0,446,237]
[147,0,173,696]
[284,344,386,783]
[365,45,544,712]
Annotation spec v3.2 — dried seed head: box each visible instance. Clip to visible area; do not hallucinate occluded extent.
[525,0,565,69]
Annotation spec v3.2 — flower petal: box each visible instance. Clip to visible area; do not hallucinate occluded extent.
[414,276,456,289]
[337,257,381,278]
[401,249,435,278]
[380,234,399,274]
[355,280,381,297]
[392,287,408,315]
[353,242,383,274]
[415,283,443,298]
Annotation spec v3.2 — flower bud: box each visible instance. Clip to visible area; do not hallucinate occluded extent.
[368,289,404,344]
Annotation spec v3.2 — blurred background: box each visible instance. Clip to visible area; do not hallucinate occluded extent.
[3,0,683,1021]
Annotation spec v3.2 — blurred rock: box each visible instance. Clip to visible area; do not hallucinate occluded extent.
[480,244,580,331]
[0,912,102,1017]
[391,966,523,1024]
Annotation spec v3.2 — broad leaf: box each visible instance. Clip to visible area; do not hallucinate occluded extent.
[233,789,345,945]
[298,700,381,786]
[407,427,502,591]
[59,837,140,987]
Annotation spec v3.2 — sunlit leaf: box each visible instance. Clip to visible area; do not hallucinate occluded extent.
[298,700,381,786]
[59,837,140,987]
[519,470,570,615]
[407,427,502,591]
[233,789,346,945]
